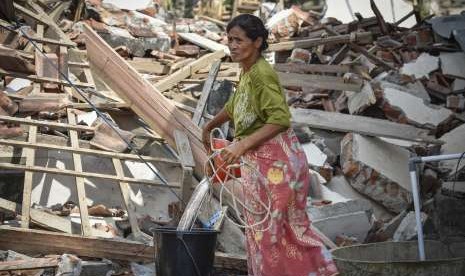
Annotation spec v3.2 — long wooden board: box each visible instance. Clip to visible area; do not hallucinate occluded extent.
[178,32,230,55]
[290,108,442,144]
[0,226,247,270]
[84,24,209,175]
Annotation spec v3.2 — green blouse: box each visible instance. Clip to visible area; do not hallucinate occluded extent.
[225,57,291,139]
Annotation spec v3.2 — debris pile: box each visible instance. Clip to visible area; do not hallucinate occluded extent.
[0,0,465,274]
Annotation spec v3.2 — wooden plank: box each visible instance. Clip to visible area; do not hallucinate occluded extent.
[84,24,210,175]
[0,197,74,233]
[0,139,180,165]
[0,258,58,271]
[192,60,221,125]
[0,115,94,132]
[127,59,169,75]
[174,130,195,203]
[0,163,181,188]
[67,109,92,236]
[278,72,363,92]
[290,108,442,144]
[0,68,94,89]
[112,158,144,238]
[0,226,153,262]
[267,32,372,52]
[0,226,247,269]
[197,15,226,28]
[178,33,230,55]
[154,51,225,92]
[274,63,361,74]
[20,124,37,229]
[173,130,196,168]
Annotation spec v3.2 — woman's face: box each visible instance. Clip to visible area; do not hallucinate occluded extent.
[227,26,262,63]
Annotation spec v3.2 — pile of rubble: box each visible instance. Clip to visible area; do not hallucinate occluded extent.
[1,0,465,274]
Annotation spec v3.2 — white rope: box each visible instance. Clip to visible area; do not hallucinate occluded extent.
[204,128,273,232]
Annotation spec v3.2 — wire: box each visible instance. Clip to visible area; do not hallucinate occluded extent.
[452,151,465,194]
[0,21,186,206]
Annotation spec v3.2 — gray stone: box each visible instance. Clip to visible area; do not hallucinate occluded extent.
[81,260,113,276]
[347,82,376,114]
[393,211,427,241]
[400,53,439,79]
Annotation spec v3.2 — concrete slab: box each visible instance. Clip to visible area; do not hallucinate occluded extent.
[313,211,371,243]
[379,80,431,102]
[347,82,376,114]
[341,134,412,213]
[439,124,465,177]
[453,79,465,91]
[326,175,394,221]
[440,52,465,79]
[383,86,453,128]
[302,143,327,167]
[309,199,372,221]
[400,53,439,79]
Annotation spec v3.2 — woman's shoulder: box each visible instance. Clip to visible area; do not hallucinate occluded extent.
[248,57,280,87]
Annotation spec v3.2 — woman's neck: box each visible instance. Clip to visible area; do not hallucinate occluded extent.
[241,53,261,72]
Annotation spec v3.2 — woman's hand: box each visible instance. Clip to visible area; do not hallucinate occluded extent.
[221,142,247,165]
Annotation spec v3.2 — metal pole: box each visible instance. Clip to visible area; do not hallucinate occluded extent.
[408,161,426,261]
[408,152,464,261]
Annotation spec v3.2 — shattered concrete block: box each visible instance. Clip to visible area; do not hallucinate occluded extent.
[99,26,170,57]
[340,133,412,213]
[125,10,167,37]
[347,81,376,114]
[56,254,82,276]
[379,80,431,102]
[309,199,373,221]
[400,53,439,79]
[393,211,427,241]
[302,142,327,167]
[380,86,453,129]
[439,124,465,178]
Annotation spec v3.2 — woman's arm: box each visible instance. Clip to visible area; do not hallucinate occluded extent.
[221,123,287,164]
[202,108,231,151]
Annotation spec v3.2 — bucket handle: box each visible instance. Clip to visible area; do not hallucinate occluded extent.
[177,232,202,276]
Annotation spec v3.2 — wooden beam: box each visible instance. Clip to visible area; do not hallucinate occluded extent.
[0,226,247,269]
[0,163,181,188]
[278,72,363,92]
[274,63,363,74]
[267,32,372,52]
[127,59,169,75]
[154,51,225,92]
[192,60,221,125]
[20,123,36,229]
[112,158,144,238]
[0,69,94,89]
[67,109,92,236]
[197,15,226,28]
[0,258,58,271]
[290,108,442,144]
[178,33,230,55]
[84,24,209,175]
[0,226,153,262]
[0,115,94,132]
[0,139,180,165]
[174,130,195,203]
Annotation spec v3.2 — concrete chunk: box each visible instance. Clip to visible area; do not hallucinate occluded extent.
[347,82,376,114]
[439,124,465,177]
[341,133,412,213]
[313,211,371,243]
[393,211,427,241]
[400,53,439,79]
[440,52,465,79]
[382,86,453,128]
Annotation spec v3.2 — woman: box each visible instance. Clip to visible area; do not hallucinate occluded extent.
[202,14,339,276]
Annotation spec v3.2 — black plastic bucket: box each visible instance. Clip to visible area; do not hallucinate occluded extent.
[154,228,218,276]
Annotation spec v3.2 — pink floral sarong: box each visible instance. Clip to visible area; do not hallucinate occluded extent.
[240,129,339,276]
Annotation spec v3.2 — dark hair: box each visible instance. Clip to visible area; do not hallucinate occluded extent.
[226,14,269,51]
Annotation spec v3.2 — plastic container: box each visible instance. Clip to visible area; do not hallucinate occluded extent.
[211,138,241,183]
[154,228,218,276]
